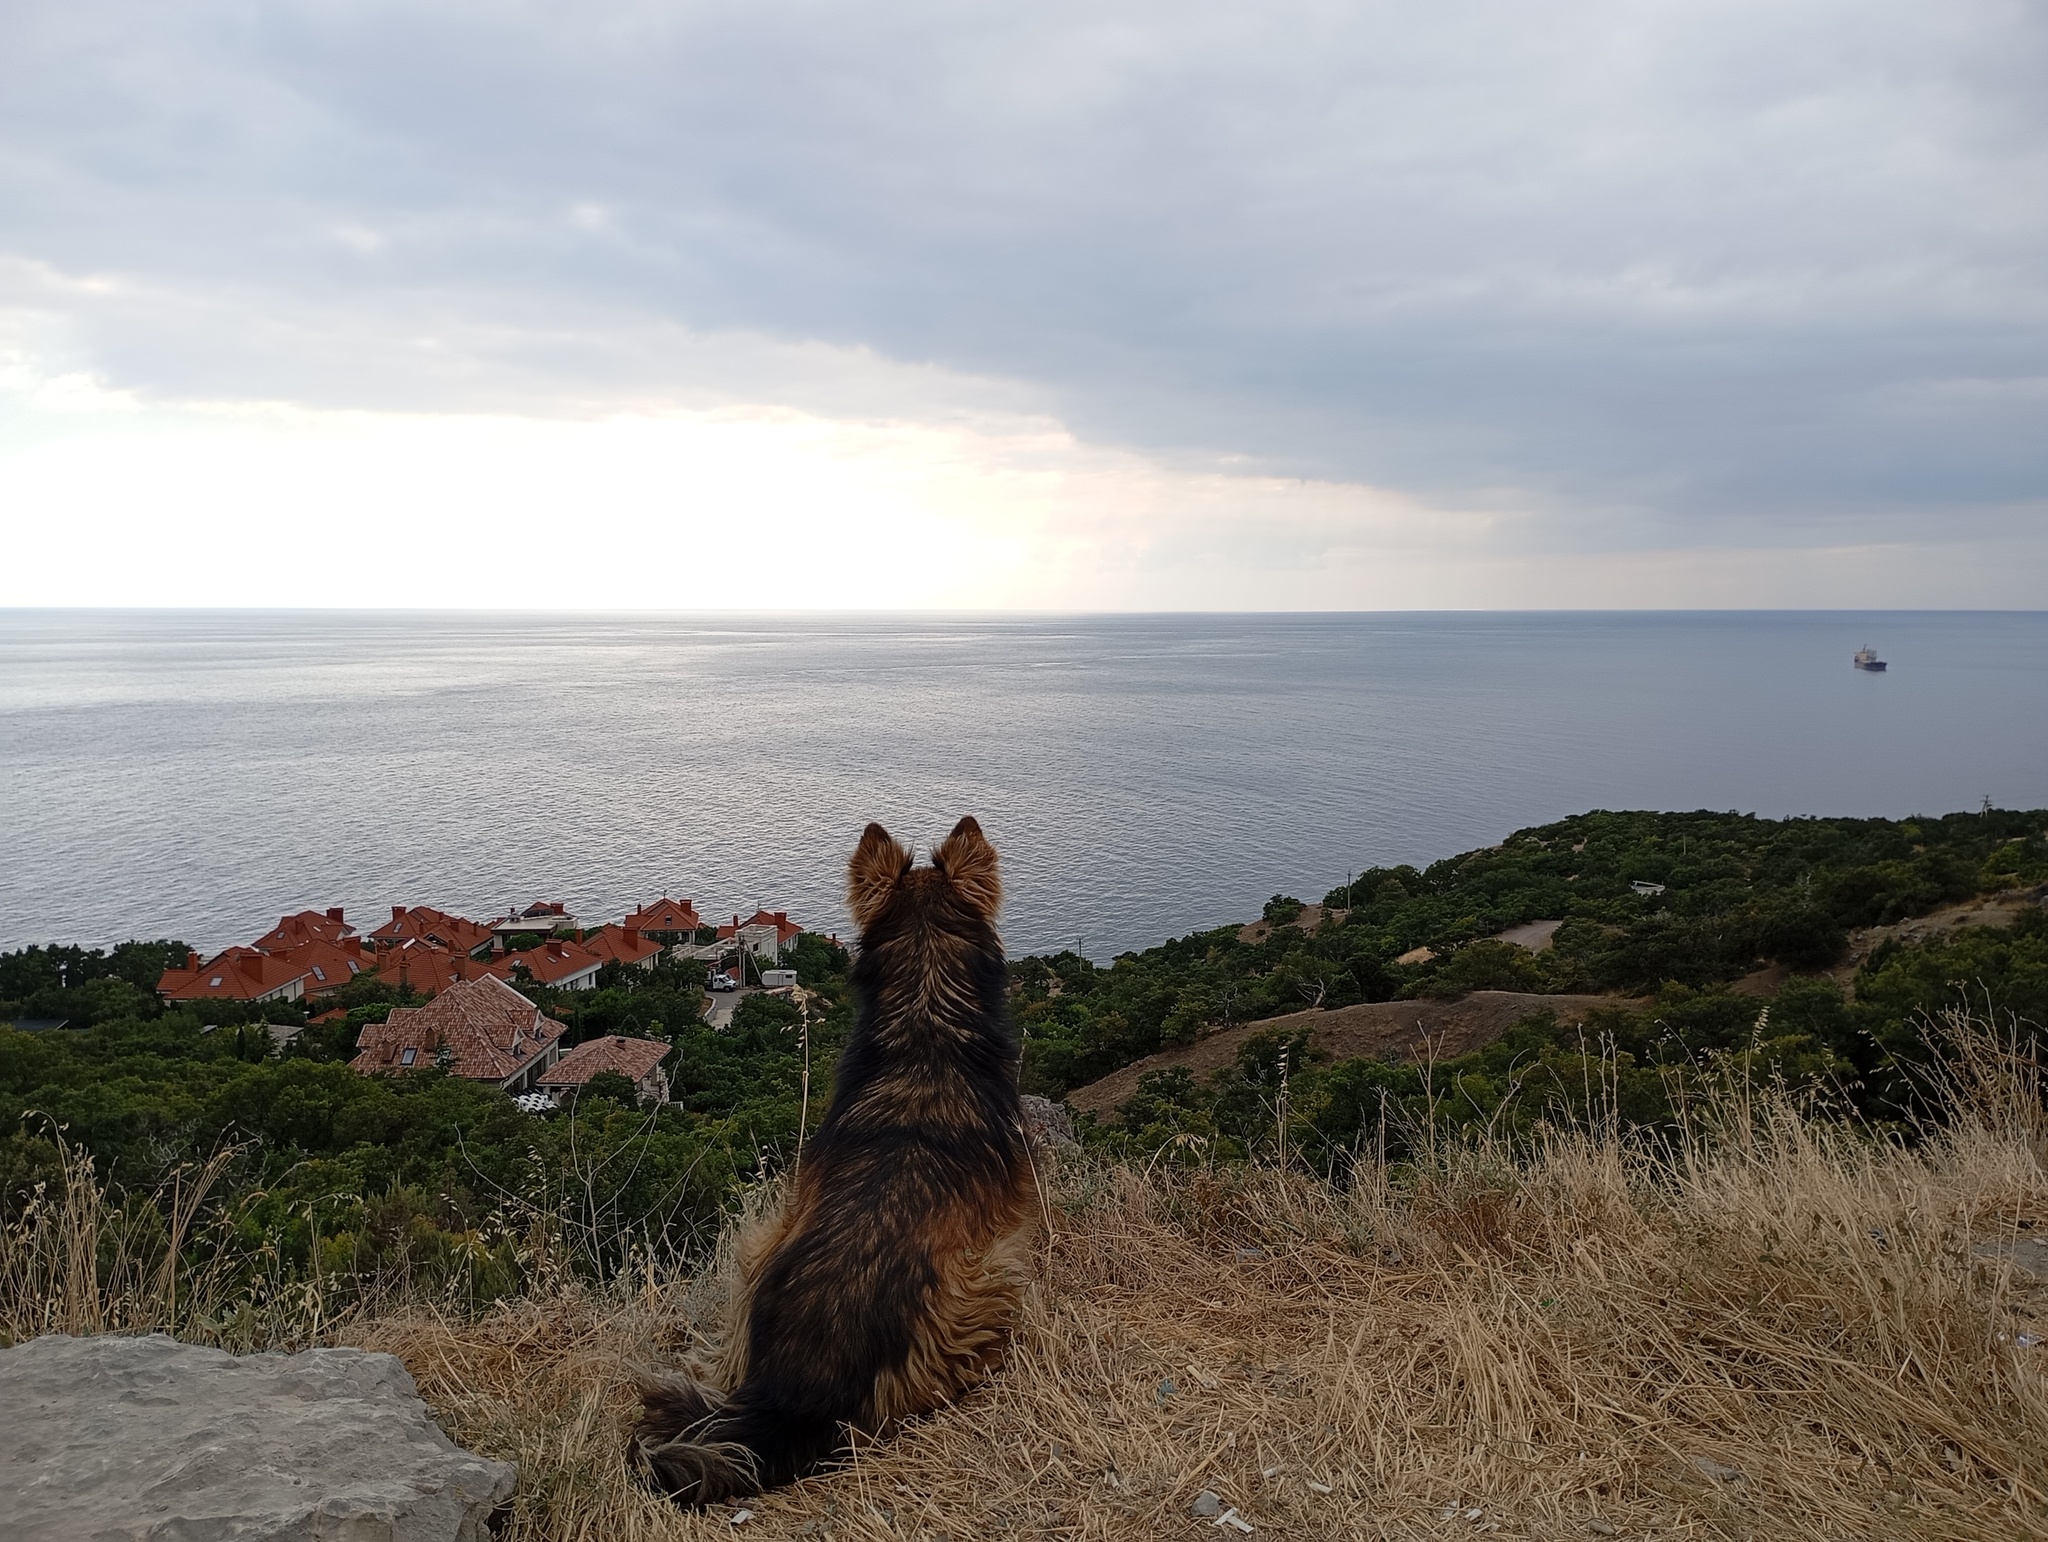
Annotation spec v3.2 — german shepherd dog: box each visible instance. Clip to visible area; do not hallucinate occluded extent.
[631,817,1034,1503]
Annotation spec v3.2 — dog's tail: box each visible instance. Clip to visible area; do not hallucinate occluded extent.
[629,1370,842,1506]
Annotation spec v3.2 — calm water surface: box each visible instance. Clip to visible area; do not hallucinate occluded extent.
[3,611,2045,956]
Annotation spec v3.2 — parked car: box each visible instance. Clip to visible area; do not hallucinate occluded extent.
[709,972,738,992]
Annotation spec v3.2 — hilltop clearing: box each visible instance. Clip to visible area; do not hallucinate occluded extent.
[1065,990,1632,1121]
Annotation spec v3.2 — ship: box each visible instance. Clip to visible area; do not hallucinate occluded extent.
[1853,645,1887,672]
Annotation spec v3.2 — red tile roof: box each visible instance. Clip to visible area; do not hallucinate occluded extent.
[481,938,603,989]
[270,937,373,994]
[538,1035,670,1089]
[723,910,803,946]
[158,947,311,1002]
[351,975,566,1084]
[253,908,355,951]
[369,906,495,955]
[375,940,494,995]
[582,925,663,968]
[624,897,703,934]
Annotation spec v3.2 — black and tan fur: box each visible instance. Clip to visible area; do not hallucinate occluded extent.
[631,817,1034,1503]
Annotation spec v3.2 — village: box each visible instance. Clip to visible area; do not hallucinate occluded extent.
[154,897,825,1111]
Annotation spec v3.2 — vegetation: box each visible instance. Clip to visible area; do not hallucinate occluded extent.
[0,937,852,1311]
[1012,806,2048,1104]
[5,1010,2044,1541]
[2,806,2042,1352]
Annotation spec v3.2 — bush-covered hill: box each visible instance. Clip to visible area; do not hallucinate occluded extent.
[2,807,2043,1312]
[1011,806,2048,1100]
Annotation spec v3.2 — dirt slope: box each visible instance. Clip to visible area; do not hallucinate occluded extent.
[1066,990,1635,1121]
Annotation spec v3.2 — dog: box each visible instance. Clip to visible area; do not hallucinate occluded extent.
[631,816,1035,1503]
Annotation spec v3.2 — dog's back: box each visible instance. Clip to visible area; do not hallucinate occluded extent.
[633,817,1033,1502]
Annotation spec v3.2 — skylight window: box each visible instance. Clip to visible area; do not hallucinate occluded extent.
[311,966,327,981]
[400,1047,417,1066]
[208,976,222,987]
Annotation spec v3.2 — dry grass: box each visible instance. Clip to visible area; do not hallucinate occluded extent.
[10,1014,2048,1540]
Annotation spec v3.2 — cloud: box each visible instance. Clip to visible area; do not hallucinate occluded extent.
[1,0,2044,602]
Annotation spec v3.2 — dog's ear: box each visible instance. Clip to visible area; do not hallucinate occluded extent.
[932,815,1001,922]
[848,822,911,930]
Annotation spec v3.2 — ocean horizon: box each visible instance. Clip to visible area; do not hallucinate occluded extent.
[5,607,2046,959]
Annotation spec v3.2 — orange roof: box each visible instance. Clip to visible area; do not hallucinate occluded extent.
[158,947,311,1002]
[481,938,603,988]
[369,906,495,954]
[254,908,355,951]
[582,925,663,968]
[737,909,803,945]
[270,937,373,994]
[351,976,566,1083]
[538,1035,670,1088]
[376,940,494,995]
[624,897,703,933]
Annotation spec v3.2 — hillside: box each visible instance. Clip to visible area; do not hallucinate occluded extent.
[9,1010,2046,1540]
[1011,809,2048,1159]
[4,805,2048,1536]
[1064,989,1632,1120]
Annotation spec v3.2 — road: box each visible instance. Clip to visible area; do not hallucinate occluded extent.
[700,985,759,1030]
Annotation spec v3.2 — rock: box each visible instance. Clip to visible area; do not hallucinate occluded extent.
[0,1333,516,1542]
[1019,1094,1077,1151]
[1191,1489,1223,1518]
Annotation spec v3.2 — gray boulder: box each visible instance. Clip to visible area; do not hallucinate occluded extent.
[0,1333,516,1542]
[1019,1093,1078,1151]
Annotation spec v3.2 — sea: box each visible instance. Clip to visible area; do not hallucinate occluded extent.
[3,610,2046,960]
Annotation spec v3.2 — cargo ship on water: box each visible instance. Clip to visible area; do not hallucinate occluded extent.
[1854,646,1887,672]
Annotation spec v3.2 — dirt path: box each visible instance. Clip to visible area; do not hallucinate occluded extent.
[1066,990,1636,1121]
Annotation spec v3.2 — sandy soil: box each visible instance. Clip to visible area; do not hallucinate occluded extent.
[1066,990,1636,1121]
[1492,917,1563,951]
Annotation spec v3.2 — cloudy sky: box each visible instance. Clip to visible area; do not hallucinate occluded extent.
[2,0,2043,608]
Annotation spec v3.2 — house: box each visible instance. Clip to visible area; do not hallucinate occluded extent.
[253,908,356,952]
[375,939,494,995]
[622,897,705,943]
[268,936,373,995]
[369,906,496,957]
[350,975,566,1092]
[157,947,313,1004]
[491,901,580,944]
[581,925,663,972]
[717,909,804,961]
[483,937,603,992]
[538,1035,672,1105]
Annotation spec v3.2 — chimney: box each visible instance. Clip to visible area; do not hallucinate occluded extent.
[391,905,406,923]
[624,928,640,948]
[327,907,344,923]
[187,951,200,971]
